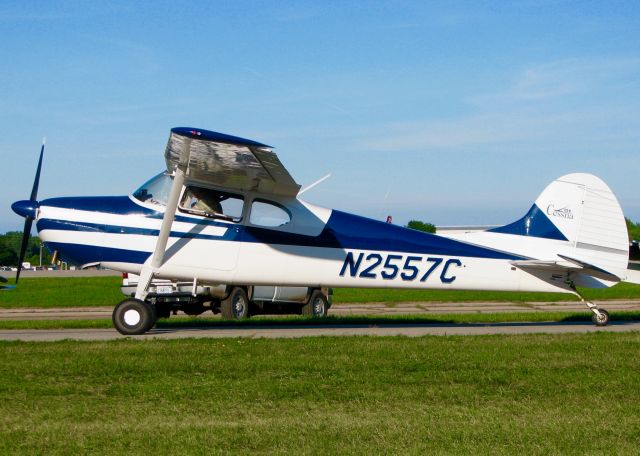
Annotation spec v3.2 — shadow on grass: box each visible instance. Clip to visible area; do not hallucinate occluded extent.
[152,312,640,332]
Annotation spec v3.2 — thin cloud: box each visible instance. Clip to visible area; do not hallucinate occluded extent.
[472,57,640,104]
[355,57,640,153]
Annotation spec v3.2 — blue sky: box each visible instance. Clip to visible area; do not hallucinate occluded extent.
[2,1,639,232]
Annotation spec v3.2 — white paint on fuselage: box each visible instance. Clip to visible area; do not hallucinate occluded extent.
[36,198,575,295]
[440,230,628,280]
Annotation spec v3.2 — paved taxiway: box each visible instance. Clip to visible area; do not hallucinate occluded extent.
[3,299,640,320]
[1,321,640,341]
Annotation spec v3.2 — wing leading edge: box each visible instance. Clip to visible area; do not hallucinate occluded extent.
[165,127,300,196]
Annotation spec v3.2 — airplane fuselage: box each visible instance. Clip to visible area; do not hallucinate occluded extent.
[34,189,574,295]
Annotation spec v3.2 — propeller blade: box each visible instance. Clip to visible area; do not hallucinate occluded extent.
[29,141,45,201]
[14,139,46,284]
[15,217,33,284]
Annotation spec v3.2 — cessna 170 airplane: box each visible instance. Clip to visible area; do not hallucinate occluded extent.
[11,127,640,334]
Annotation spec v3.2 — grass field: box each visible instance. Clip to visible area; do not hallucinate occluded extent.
[2,277,640,309]
[0,277,123,308]
[1,333,639,454]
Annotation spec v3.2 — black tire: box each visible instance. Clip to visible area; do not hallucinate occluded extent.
[113,298,157,335]
[592,309,610,326]
[302,290,328,318]
[221,287,250,320]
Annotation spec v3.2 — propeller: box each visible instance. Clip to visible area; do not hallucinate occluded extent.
[11,139,45,284]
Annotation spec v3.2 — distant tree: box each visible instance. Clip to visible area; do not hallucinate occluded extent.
[0,231,51,267]
[627,218,640,242]
[0,249,18,266]
[406,220,436,233]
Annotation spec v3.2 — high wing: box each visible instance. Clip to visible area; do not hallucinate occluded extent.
[136,127,300,300]
[165,127,300,196]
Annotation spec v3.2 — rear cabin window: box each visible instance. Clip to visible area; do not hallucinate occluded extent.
[179,186,244,222]
[250,200,291,227]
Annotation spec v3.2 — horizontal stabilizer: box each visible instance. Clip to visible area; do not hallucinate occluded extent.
[510,259,580,271]
[512,254,621,283]
[556,254,621,282]
[622,268,640,285]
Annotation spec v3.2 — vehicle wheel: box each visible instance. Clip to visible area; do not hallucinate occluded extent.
[302,290,328,318]
[221,288,250,320]
[592,309,610,326]
[113,298,157,335]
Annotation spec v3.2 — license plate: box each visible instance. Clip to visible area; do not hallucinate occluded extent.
[156,285,173,294]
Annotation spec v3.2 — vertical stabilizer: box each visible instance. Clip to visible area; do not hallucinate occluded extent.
[491,173,629,273]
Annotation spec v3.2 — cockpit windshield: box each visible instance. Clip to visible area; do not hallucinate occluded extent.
[132,172,173,206]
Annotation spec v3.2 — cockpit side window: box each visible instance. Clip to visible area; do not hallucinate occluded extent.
[179,186,244,222]
[250,199,291,227]
[132,172,173,206]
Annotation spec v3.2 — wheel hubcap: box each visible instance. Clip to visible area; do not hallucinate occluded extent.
[233,296,246,317]
[123,308,141,326]
[313,298,325,316]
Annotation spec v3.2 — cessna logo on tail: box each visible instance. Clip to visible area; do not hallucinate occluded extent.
[547,204,574,219]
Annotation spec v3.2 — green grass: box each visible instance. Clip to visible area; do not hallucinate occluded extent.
[1,277,640,309]
[0,276,122,308]
[2,311,640,330]
[1,333,640,454]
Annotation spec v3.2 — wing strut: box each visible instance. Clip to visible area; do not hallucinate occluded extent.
[135,138,192,301]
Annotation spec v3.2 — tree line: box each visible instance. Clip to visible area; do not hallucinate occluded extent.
[0,232,52,267]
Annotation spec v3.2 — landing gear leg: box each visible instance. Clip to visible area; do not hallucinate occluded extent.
[568,281,610,326]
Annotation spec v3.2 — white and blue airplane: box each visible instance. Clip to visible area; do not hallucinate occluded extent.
[11,127,640,334]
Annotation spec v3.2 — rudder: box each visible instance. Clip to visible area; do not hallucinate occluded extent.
[491,173,629,273]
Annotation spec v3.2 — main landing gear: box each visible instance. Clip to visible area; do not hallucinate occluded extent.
[568,282,610,327]
[113,298,157,335]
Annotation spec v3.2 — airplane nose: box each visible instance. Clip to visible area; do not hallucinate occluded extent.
[11,200,38,219]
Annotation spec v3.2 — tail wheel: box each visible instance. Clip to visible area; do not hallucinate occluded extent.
[302,290,328,318]
[221,287,250,320]
[113,298,157,335]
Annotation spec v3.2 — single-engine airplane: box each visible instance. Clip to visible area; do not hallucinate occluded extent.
[11,127,640,334]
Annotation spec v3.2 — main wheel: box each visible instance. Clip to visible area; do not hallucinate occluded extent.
[592,309,610,326]
[113,298,157,335]
[302,290,328,318]
[221,287,250,320]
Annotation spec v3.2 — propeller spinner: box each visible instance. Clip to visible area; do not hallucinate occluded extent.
[10,140,45,283]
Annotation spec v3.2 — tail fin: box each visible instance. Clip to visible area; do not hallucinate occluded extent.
[492,173,629,275]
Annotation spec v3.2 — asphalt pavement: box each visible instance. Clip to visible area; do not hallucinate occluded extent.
[1,320,640,341]
[2,297,640,341]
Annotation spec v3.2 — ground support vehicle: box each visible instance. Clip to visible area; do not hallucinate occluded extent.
[118,273,332,334]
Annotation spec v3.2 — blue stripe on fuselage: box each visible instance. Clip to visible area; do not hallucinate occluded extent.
[37,218,238,241]
[319,210,525,260]
[43,241,151,266]
[488,204,567,241]
[38,195,526,263]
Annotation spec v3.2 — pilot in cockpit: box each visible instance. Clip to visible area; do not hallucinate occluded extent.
[186,187,222,214]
